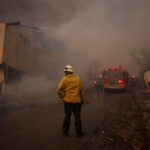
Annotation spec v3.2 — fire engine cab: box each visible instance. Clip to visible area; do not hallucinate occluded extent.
[102,68,128,91]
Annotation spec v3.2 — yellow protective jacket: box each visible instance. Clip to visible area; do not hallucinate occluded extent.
[57,74,84,103]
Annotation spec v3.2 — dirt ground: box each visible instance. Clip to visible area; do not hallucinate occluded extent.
[0,88,149,150]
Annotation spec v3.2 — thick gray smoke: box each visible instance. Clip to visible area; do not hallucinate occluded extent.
[1,0,150,107]
[1,0,150,75]
[0,0,85,26]
[0,29,67,107]
[55,0,150,75]
[130,48,150,75]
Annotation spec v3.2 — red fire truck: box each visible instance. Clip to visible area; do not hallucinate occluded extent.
[102,68,129,91]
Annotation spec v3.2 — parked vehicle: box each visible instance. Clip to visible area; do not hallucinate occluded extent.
[102,68,128,91]
[128,75,137,87]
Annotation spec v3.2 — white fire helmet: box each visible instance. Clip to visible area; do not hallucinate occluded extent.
[64,65,74,73]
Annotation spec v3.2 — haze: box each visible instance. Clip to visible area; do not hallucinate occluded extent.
[0,0,150,75]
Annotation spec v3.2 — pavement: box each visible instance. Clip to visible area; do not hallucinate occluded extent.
[0,87,150,150]
[138,89,150,149]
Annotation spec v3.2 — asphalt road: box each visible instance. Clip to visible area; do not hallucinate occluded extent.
[0,88,148,150]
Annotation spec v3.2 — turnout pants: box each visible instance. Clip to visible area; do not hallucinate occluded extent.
[63,102,82,135]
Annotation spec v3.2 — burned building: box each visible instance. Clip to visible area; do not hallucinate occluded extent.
[0,22,66,92]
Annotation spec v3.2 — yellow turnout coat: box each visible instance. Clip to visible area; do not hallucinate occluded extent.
[57,74,84,103]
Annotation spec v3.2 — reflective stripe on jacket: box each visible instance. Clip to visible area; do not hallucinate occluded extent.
[57,74,84,103]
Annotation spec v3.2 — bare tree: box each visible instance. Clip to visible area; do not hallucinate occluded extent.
[130,48,150,76]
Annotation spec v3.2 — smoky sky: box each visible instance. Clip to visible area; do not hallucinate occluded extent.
[0,0,150,75]
[56,0,150,74]
[0,0,85,26]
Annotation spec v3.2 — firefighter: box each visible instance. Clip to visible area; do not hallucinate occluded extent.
[57,65,84,137]
[94,75,103,94]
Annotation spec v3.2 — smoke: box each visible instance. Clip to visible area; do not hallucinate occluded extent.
[0,30,67,108]
[1,0,150,75]
[4,75,57,104]
[55,0,150,75]
[130,48,150,74]
[1,0,150,107]
[0,0,86,26]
